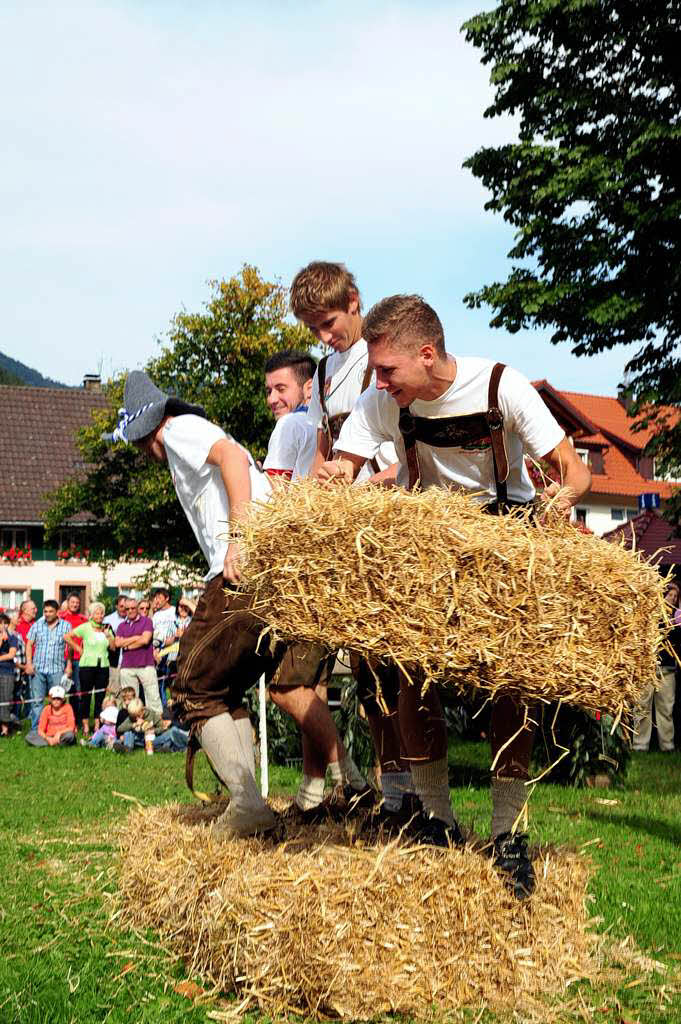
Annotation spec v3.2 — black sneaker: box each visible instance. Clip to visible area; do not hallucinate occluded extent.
[361,793,423,839]
[112,740,129,754]
[492,831,536,900]
[406,809,466,849]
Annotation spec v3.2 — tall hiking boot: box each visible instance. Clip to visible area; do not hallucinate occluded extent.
[361,793,423,839]
[492,830,536,900]
[406,809,466,849]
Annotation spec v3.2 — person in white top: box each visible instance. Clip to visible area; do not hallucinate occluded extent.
[318,293,592,898]
[290,261,416,829]
[105,371,370,838]
[263,350,318,482]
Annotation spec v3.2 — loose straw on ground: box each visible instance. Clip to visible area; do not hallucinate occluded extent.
[117,803,599,1020]
[236,482,668,720]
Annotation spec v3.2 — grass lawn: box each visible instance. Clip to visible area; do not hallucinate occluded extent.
[1,732,680,1023]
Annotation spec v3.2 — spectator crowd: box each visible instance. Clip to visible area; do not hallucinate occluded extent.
[0,586,196,753]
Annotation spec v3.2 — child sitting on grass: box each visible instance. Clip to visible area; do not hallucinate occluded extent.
[153,696,190,753]
[113,697,162,753]
[114,686,136,728]
[25,685,76,747]
[83,701,119,748]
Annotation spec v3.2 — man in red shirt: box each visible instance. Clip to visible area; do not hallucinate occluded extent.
[15,598,37,647]
[15,599,37,720]
[59,592,88,730]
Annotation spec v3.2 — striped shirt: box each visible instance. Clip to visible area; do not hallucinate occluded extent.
[27,617,70,674]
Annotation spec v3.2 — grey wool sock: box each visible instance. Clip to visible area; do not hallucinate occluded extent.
[341,752,368,791]
[491,776,529,837]
[380,771,413,812]
[201,713,266,815]
[410,757,455,826]
[233,715,256,777]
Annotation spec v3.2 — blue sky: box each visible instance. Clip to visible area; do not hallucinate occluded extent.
[3,0,638,393]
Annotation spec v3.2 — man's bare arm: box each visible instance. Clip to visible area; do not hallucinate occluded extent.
[315,451,367,484]
[540,437,592,515]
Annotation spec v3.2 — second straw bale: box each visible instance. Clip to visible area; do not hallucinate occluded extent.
[237,481,667,719]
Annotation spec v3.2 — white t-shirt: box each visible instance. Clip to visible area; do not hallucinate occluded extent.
[152,605,177,647]
[263,411,317,481]
[163,414,271,580]
[306,339,397,478]
[336,356,565,503]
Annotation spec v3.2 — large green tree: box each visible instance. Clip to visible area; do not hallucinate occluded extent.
[46,266,313,575]
[462,0,681,511]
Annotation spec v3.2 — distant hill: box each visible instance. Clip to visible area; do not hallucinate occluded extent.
[0,351,66,388]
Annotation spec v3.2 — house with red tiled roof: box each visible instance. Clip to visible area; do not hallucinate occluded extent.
[0,377,153,613]
[533,382,680,536]
[602,510,681,567]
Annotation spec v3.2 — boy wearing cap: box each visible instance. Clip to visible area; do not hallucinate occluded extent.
[106,371,370,837]
[25,685,76,747]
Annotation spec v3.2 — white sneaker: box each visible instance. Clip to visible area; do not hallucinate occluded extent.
[212,803,279,840]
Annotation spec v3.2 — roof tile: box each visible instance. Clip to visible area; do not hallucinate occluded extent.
[0,386,110,523]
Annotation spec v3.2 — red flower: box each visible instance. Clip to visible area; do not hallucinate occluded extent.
[137,547,144,555]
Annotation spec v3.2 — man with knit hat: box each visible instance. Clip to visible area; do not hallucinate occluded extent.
[105,371,370,838]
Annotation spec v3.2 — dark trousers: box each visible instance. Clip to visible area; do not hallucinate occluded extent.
[74,665,108,726]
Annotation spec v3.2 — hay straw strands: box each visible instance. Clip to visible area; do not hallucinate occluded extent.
[236,482,668,719]
[118,805,599,1021]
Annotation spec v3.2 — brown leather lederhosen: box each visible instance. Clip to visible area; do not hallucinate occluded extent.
[397,361,536,778]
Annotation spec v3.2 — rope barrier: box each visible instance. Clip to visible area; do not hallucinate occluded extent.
[0,686,110,708]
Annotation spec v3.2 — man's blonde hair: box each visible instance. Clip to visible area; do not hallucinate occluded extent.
[362,294,445,356]
[290,261,360,318]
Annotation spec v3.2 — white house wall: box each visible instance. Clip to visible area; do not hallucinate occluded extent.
[0,559,153,610]
[573,499,640,537]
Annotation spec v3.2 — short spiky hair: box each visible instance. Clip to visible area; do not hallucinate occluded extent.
[264,349,317,386]
[290,261,361,318]
[362,294,445,356]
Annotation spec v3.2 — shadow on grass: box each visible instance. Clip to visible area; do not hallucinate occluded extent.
[449,763,490,789]
[585,809,681,846]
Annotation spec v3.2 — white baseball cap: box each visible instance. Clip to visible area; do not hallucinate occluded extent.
[48,685,66,700]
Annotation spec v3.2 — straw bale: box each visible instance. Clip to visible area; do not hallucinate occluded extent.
[117,803,599,1020]
[237,482,668,719]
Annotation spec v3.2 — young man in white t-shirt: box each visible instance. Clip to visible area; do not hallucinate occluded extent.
[290,262,417,830]
[317,293,592,897]
[263,350,317,482]
[106,371,370,838]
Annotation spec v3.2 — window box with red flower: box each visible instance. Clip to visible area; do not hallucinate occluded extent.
[56,545,91,564]
[1,546,33,565]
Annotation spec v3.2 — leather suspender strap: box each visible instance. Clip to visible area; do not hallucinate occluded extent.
[317,354,331,454]
[486,362,509,507]
[399,361,509,497]
[399,408,421,491]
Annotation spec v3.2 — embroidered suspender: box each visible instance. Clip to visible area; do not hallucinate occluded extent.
[318,354,373,452]
[398,362,510,504]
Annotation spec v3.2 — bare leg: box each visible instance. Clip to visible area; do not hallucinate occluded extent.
[270,685,343,766]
